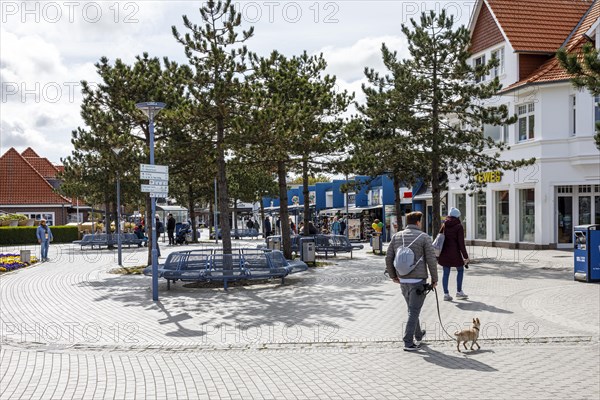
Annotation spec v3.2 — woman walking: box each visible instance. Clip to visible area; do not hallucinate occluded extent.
[438,208,469,301]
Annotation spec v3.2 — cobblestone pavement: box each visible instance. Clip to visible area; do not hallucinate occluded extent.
[1,241,599,399]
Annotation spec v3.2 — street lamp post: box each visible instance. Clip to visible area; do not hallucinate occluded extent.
[112,146,123,266]
[136,101,166,302]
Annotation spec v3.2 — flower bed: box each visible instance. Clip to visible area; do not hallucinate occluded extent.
[0,253,39,272]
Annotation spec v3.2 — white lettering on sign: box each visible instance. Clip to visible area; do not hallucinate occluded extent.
[576,256,586,262]
[140,164,168,174]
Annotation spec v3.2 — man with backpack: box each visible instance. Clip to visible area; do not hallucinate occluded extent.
[385,211,438,351]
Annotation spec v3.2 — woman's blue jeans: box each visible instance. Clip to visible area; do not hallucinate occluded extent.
[442,266,464,294]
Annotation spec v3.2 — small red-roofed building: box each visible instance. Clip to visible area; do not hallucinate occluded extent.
[0,147,87,225]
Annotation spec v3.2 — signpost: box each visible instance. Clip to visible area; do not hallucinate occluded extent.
[140,164,168,199]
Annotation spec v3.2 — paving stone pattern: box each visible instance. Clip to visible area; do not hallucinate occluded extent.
[0,242,598,399]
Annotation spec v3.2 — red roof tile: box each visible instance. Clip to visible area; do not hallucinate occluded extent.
[0,148,71,205]
[487,0,593,53]
[23,156,60,178]
[503,0,600,92]
[20,147,40,158]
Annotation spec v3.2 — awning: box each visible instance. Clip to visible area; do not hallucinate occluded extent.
[413,187,432,201]
[345,205,382,214]
[156,205,188,212]
[318,208,342,216]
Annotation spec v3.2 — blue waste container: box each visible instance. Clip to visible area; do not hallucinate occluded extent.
[574,224,600,282]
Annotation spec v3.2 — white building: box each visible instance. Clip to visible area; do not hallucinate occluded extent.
[448,0,600,249]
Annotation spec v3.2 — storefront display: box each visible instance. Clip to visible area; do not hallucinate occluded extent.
[519,189,535,242]
[347,218,361,240]
[495,190,509,241]
[475,192,486,240]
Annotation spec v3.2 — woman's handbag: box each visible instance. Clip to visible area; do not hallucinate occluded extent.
[432,224,445,257]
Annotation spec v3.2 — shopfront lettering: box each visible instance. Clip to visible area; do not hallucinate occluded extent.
[475,170,502,184]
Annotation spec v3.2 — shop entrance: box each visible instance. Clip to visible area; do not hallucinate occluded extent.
[557,195,573,247]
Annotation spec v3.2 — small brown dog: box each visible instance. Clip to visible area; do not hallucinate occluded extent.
[454,318,481,352]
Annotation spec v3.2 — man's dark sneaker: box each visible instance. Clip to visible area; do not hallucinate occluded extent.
[403,344,421,351]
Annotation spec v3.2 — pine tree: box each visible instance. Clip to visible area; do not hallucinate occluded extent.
[396,11,534,235]
[173,0,254,255]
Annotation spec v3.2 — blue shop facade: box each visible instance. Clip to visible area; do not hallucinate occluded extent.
[262,176,442,241]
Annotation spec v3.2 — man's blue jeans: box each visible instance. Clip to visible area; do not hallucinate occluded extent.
[40,241,49,259]
[400,281,426,346]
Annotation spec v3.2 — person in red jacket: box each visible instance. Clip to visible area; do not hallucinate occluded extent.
[438,207,470,301]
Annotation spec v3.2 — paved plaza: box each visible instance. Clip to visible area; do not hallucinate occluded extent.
[1,240,599,399]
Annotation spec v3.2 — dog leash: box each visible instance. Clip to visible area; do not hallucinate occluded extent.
[433,287,456,340]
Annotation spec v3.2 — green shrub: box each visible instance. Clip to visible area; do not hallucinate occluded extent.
[0,226,79,245]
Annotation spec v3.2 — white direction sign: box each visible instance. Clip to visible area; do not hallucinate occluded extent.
[140,164,168,174]
[140,171,169,180]
[149,180,168,186]
[150,192,168,198]
[141,184,169,193]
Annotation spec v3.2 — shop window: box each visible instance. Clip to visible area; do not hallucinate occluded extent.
[595,196,600,224]
[579,185,592,193]
[455,193,466,227]
[475,192,486,240]
[495,191,509,241]
[579,196,592,225]
[517,103,535,141]
[24,212,55,226]
[519,189,535,242]
[558,197,573,244]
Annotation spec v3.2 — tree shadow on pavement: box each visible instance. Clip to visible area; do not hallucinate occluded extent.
[453,300,513,314]
[420,346,498,372]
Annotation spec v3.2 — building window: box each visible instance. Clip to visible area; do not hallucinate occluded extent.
[594,96,600,125]
[491,47,504,78]
[474,55,486,83]
[519,189,535,242]
[483,124,501,142]
[557,186,573,194]
[347,193,356,206]
[517,103,535,141]
[595,195,600,224]
[579,185,592,193]
[569,95,576,136]
[325,191,333,208]
[502,125,509,143]
[23,212,55,226]
[579,196,592,225]
[475,192,487,240]
[495,191,509,241]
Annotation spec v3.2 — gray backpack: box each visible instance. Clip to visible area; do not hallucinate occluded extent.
[393,232,425,276]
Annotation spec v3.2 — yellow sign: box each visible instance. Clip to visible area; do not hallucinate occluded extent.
[475,170,502,184]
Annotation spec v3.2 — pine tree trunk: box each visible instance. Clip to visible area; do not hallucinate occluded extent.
[431,54,442,238]
[393,175,403,230]
[277,160,292,259]
[188,184,197,242]
[216,116,232,255]
[302,156,310,235]
[260,200,265,239]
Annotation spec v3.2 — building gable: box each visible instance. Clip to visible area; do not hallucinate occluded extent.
[470,2,505,54]
[0,148,71,206]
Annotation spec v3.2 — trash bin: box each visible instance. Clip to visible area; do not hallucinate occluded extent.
[574,224,600,282]
[371,234,382,254]
[175,222,183,236]
[267,236,282,251]
[300,236,316,263]
[20,250,31,263]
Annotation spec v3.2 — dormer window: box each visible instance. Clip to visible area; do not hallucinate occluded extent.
[491,48,505,78]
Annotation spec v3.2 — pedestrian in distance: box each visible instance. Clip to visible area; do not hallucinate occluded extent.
[264,216,272,238]
[331,216,341,235]
[154,215,163,257]
[340,218,346,236]
[36,219,53,262]
[385,211,438,351]
[167,213,176,245]
[438,207,470,301]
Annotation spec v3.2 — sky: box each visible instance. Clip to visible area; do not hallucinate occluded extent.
[0,0,476,164]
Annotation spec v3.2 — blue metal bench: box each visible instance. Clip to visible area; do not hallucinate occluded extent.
[143,249,307,290]
[262,234,363,259]
[73,233,144,249]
